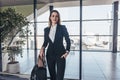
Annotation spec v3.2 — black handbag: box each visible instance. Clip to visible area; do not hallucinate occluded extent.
[30,56,47,80]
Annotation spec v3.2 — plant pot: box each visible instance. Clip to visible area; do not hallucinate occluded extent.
[7,61,20,74]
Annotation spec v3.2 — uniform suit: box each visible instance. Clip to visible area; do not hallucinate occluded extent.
[42,24,71,80]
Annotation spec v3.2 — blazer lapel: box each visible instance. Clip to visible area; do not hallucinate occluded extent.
[48,25,59,44]
[48,26,58,43]
[47,27,53,43]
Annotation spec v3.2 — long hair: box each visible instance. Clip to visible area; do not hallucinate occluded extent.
[49,10,61,27]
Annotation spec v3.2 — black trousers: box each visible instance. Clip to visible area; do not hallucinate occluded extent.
[46,56,66,80]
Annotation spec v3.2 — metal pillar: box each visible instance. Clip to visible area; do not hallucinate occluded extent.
[112,1,119,53]
[80,0,82,80]
[49,5,53,12]
[33,0,37,64]
[0,28,2,71]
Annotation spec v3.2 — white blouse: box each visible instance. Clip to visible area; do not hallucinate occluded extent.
[49,24,57,43]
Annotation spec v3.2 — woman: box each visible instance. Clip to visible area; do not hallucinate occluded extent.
[40,10,71,80]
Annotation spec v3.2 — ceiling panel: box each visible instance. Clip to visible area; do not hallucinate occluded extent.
[0,0,119,7]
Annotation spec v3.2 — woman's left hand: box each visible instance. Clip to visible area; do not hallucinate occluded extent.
[61,53,68,59]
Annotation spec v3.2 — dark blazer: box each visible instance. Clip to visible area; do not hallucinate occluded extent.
[42,24,71,57]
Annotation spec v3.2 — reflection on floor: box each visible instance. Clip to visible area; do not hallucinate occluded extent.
[4,50,120,80]
[0,73,29,80]
[82,52,120,80]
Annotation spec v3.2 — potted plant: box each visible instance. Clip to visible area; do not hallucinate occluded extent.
[0,8,30,73]
[5,45,22,73]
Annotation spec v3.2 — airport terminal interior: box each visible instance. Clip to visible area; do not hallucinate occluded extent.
[0,0,120,80]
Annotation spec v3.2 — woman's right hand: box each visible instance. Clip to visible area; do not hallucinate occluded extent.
[39,47,45,58]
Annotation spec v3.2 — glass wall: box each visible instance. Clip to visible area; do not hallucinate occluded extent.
[83,5,113,51]
[118,20,120,51]
[118,5,120,51]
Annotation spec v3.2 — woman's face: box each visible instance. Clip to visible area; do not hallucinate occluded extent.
[50,12,59,25]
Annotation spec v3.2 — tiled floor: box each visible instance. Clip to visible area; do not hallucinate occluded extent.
[2,51,120,80]
[0,73,29,80]
[82,52,120,80]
